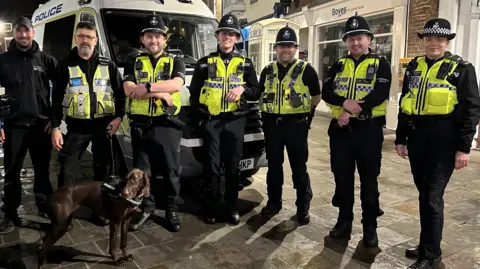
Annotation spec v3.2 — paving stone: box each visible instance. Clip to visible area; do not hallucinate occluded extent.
[94,234,143,255]
[376,227,414,246]
[247,257,295,269]
[127,245,171,268]
[157,252,217,269]
[130,226,173,247]
[203,246,252,269]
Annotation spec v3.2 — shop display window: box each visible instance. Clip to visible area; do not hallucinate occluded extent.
[317,13,393,80]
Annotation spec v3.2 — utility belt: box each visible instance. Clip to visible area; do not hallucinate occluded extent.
[262,112,309,124]
[332,115,385,131]
[198,104,250,119]
[131,115,184,139]
[404,113,456,130]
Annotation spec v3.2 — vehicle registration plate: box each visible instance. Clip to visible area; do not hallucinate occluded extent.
[238,158,254,171]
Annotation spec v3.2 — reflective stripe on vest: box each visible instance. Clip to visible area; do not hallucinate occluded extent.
[63,65,114,119]
[400,57,458,115]
[127,55,180,117]
[199,55,245,116]
[259,60,311,114]
[325,56,387,119]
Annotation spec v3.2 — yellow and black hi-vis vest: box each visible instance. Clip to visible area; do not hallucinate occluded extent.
[62,57,114,119]
[259,60,311,114]
[326,55,387,119]
[400,54,461,116]
[127,53,181,117]
[199,52,245,116]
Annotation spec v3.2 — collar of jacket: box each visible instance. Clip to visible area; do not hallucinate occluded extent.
[7,39,40,57]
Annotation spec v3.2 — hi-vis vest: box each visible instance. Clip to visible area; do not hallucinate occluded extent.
[199,53,245,116]
[127,54,180,117]
[259,60,311,114]
[326,55,387,119]
[63,60,114,119]
[400,55,460,116]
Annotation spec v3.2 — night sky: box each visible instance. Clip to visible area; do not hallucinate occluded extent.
[0,0,49,23]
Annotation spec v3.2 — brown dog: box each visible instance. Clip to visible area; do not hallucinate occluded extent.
[37,168,150,269]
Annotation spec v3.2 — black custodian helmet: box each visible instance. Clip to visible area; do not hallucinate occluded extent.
[274,25,298,46]
[141,14,167,36]
[215,14,241,36]
[342,15,374,41]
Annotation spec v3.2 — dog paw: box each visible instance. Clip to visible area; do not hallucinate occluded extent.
[124,254,135,261]
[114,258,125,266]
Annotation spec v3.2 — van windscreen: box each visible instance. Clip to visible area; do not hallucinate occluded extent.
[101,9,218,68]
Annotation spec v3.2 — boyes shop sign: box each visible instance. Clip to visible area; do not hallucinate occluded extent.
[322,0,398,24]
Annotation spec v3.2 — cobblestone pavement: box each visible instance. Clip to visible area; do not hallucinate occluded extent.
[1,114,480,269]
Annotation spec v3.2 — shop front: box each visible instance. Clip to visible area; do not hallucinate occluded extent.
[285,0,408,130]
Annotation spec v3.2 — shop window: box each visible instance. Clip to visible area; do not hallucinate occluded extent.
[316,13,394,80]
[268,43,277,62]
[249,43,260,72]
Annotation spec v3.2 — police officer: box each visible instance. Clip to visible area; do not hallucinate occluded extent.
[0,16,57,234]
[51,21,126,225]
[322,15,392,247]
[123,14,186,232]
[257,25,321,225]
[395,18,480,269]
[189,14,259,225]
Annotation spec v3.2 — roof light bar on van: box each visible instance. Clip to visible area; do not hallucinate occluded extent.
[78,0,92,5]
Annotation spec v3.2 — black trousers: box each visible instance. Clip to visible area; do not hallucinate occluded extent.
[328,118,384,227]
[1,121,53,216]
[202,114,246,216]
[263,114,312,213]
[407,118,456,260]
[131,117,182,213]
[57,118,114,188]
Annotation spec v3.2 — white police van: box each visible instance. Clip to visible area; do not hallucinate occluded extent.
[31,0,266,182]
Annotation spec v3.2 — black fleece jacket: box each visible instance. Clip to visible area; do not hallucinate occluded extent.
[0,39,57,126]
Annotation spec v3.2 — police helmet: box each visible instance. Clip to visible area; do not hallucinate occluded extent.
[215,14,241,36]
[141,14,168,36]
[274,25,298,46]
[342,15,374,42]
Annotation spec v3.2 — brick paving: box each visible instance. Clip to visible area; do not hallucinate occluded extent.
[1,114,480,269]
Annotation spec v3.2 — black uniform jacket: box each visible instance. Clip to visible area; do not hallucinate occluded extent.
[322,53,392,119]
[189,47,260,118]
[51,47,126,129]
[0,39,57,126]
[395,52,480,154]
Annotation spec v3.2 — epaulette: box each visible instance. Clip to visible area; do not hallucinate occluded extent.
[447,54,471,66]
[98,56,110,66]
[208,52,220,58]
[265,62,274,75]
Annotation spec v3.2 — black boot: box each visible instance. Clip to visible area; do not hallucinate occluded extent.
[129,212,153,231]
[0,217,15,234]
[406,245,420,258]
[408,259,438,269]
[166,211,181,232]
[363,225,378,248]
[296,211,310,225]
[260,203,281,220]
[329,220,352,238]
[229,211,240,225]
[0,214,29,234]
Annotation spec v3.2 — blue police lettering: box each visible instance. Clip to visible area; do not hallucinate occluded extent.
[331,7,347,17]
[34,4,63,23]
